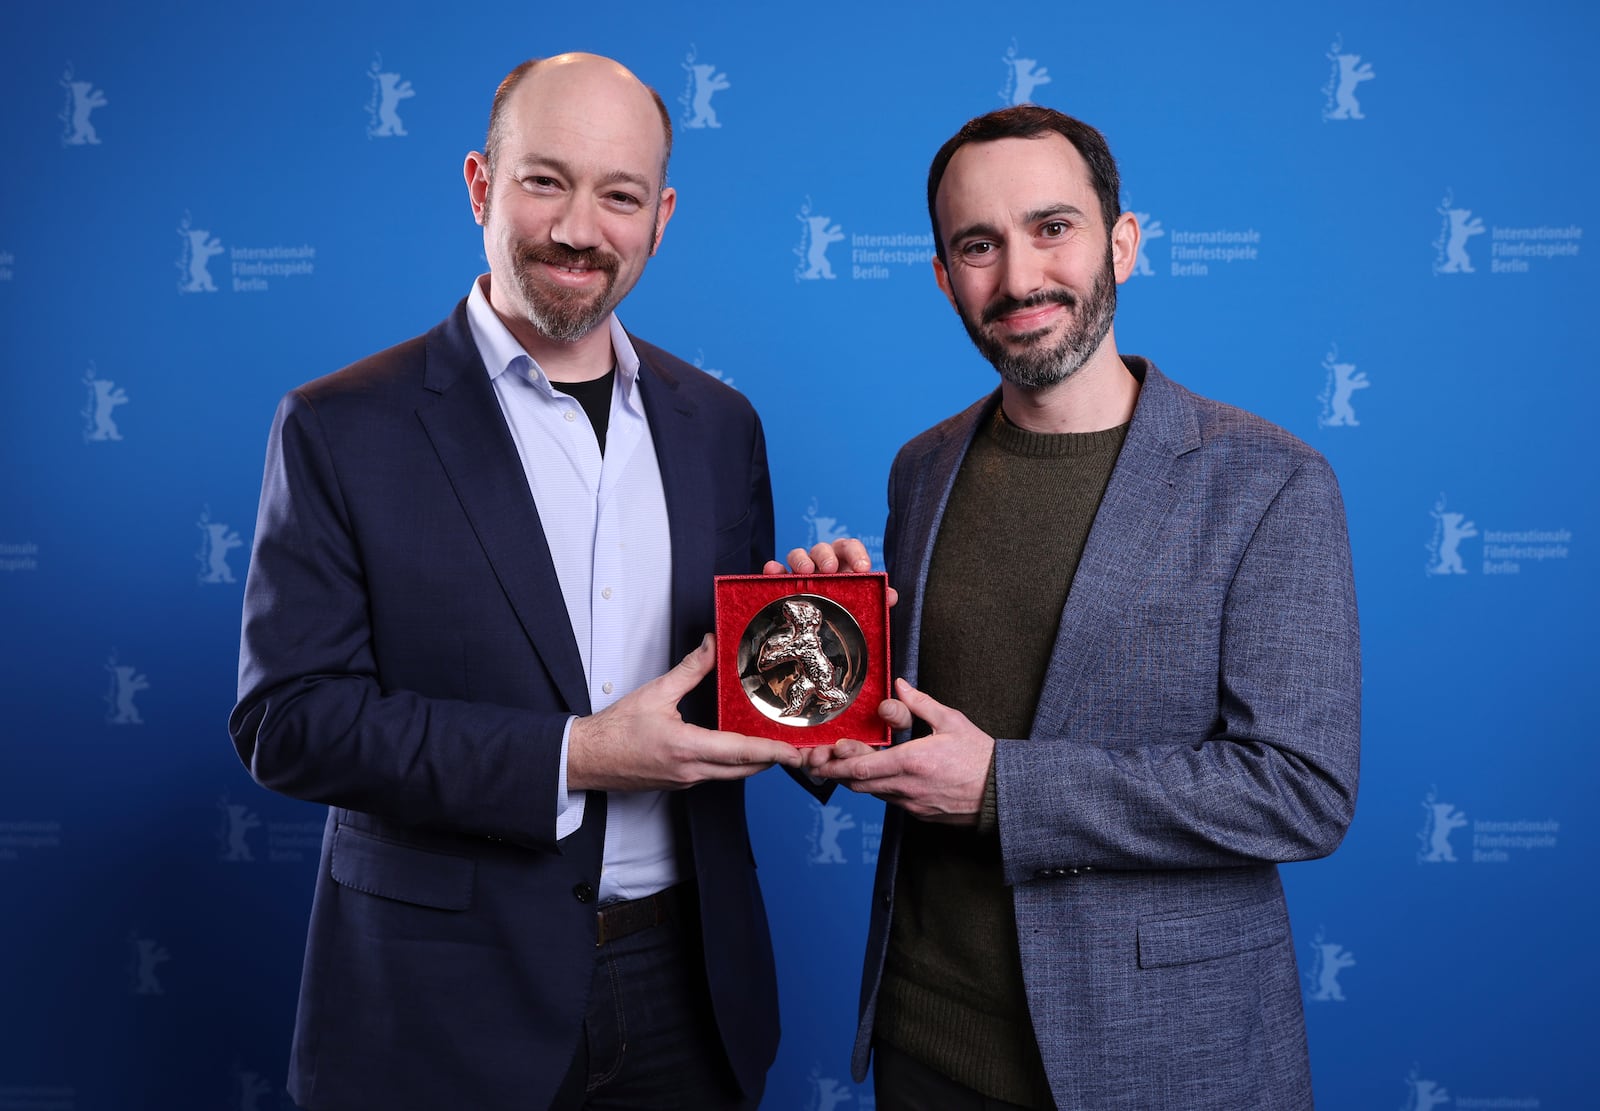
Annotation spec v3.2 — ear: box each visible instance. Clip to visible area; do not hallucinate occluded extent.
[650,186,678,256]
[932,255,959,311]
[464,152,490,225]
[1110,210,1140,283]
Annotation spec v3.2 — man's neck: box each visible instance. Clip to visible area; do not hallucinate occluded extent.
[999,335,1139,434]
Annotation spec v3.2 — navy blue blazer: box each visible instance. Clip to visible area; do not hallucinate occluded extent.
[229,302,780,1110]
[852,359,1361,1110]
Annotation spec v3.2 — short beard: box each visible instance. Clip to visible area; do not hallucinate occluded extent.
[511,241,622,343]
[958,248,1117,390]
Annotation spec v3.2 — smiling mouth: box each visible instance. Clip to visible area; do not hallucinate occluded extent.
[541,261,607,287]
[520,242,620,283]
[995,303,1065,333]
[983,291,1075,333]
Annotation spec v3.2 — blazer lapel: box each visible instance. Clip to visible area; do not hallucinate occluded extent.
[636,348,714,663]
[897,394,997,691]
[413,303,592,715]
[1030,361,1201,737]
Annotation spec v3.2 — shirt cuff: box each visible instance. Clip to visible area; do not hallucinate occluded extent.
[555,715,587,841]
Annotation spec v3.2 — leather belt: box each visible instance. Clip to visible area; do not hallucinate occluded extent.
[595,884,683,947]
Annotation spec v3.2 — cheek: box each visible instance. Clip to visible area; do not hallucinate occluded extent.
[613,229,658,268]
[949,270,994,311]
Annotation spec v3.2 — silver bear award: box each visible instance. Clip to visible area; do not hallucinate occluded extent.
[736,594,868,726]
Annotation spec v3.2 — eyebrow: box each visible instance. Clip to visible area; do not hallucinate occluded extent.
[948,203,1088,245]
[511,155,654,193]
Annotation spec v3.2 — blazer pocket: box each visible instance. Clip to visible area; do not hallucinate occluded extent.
[330,825,474,911]
[1114,602,1206,629]
[713,507,754,569]
[1136,897,1286,969]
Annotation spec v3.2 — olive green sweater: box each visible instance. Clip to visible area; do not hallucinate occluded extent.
[875,406,1128,1107]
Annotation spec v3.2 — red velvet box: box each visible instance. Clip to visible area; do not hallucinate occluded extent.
[713,572,892,747]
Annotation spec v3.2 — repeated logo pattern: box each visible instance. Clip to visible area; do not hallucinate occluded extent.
[1322,36,1376,120]
[680,46,730,129]
[365,54,415,138]
[59,64,106,146]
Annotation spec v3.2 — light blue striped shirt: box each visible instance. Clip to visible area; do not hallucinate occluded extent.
[466,276,678,903]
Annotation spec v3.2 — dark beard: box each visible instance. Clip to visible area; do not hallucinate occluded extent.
[511,241,622,342]
[958,250,1117,390]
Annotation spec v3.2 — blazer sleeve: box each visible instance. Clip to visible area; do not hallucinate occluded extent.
[995,453,1361,882]
[228,390,571,849]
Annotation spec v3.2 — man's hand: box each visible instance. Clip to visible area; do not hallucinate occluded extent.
[567,634,802,791]
[762,538,898,606]
[803,679,992,824]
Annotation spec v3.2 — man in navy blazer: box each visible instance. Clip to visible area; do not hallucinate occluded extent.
[229,54,810,1110]
[802,107,1361,1108]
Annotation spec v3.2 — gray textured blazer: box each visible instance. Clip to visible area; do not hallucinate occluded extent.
[851,358,1361,1110]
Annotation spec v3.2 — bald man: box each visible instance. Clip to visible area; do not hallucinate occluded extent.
[231,55,811,1110]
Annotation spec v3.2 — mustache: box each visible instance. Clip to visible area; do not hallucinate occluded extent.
[981,289,1076,326]
[518,242,620,275]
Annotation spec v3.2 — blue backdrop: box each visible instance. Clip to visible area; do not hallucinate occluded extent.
[3,2,1595,1109]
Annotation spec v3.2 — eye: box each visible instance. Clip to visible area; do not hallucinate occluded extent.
[521,175,560,192]
[604,191,644,212]
[955,239,999,267]
[1040,220,1069,238]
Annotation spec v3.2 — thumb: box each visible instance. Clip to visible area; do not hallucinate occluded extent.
[878,698,912,732]
[893,678,955,728]
[659,632,717,697]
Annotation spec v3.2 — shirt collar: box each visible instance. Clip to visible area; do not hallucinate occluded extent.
[465,274,643,400]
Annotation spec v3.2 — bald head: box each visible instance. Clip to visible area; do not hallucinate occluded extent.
[464,52,680,363]
[484,53,673,190]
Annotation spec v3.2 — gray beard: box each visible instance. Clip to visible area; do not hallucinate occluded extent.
[511,263,617,343]
[960,255,1117,390]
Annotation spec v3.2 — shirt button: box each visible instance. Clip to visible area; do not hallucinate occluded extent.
[601,586,613,599]
[572,882,595,904]
[563,410,576,423]
[601,681,614,695]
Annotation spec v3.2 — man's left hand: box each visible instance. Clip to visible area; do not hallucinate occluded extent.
[805,679,992,824]
[763,537,871,575]
[762,538,898,606]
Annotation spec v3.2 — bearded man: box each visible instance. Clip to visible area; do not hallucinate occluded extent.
[800,106,1362,1111]
[230,53,818,1111]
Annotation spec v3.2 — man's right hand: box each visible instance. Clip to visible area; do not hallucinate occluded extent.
[567,633,803,791]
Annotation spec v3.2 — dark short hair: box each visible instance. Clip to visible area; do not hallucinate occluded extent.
[483,58,674,187]
[927,106,1121,264]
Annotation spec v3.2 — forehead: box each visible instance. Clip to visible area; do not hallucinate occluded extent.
[500,64,666,177]
[936,133,1100,233]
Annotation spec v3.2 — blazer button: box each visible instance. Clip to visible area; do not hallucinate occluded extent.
[879,891,892,911]
[572,882,595,904]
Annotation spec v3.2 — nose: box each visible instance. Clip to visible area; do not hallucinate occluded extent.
[550,194,602,251]
[997,244,1047,302]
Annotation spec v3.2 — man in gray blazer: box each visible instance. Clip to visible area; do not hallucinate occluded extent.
[801,106,1361,1109]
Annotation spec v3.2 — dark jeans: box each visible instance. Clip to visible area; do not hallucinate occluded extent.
[550,888,755,1110]
[874,1040,1047,1111]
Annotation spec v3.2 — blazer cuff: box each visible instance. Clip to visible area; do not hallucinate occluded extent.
[977,747,999,834]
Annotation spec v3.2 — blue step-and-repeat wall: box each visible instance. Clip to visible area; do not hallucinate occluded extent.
[3,2,1596,1108]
